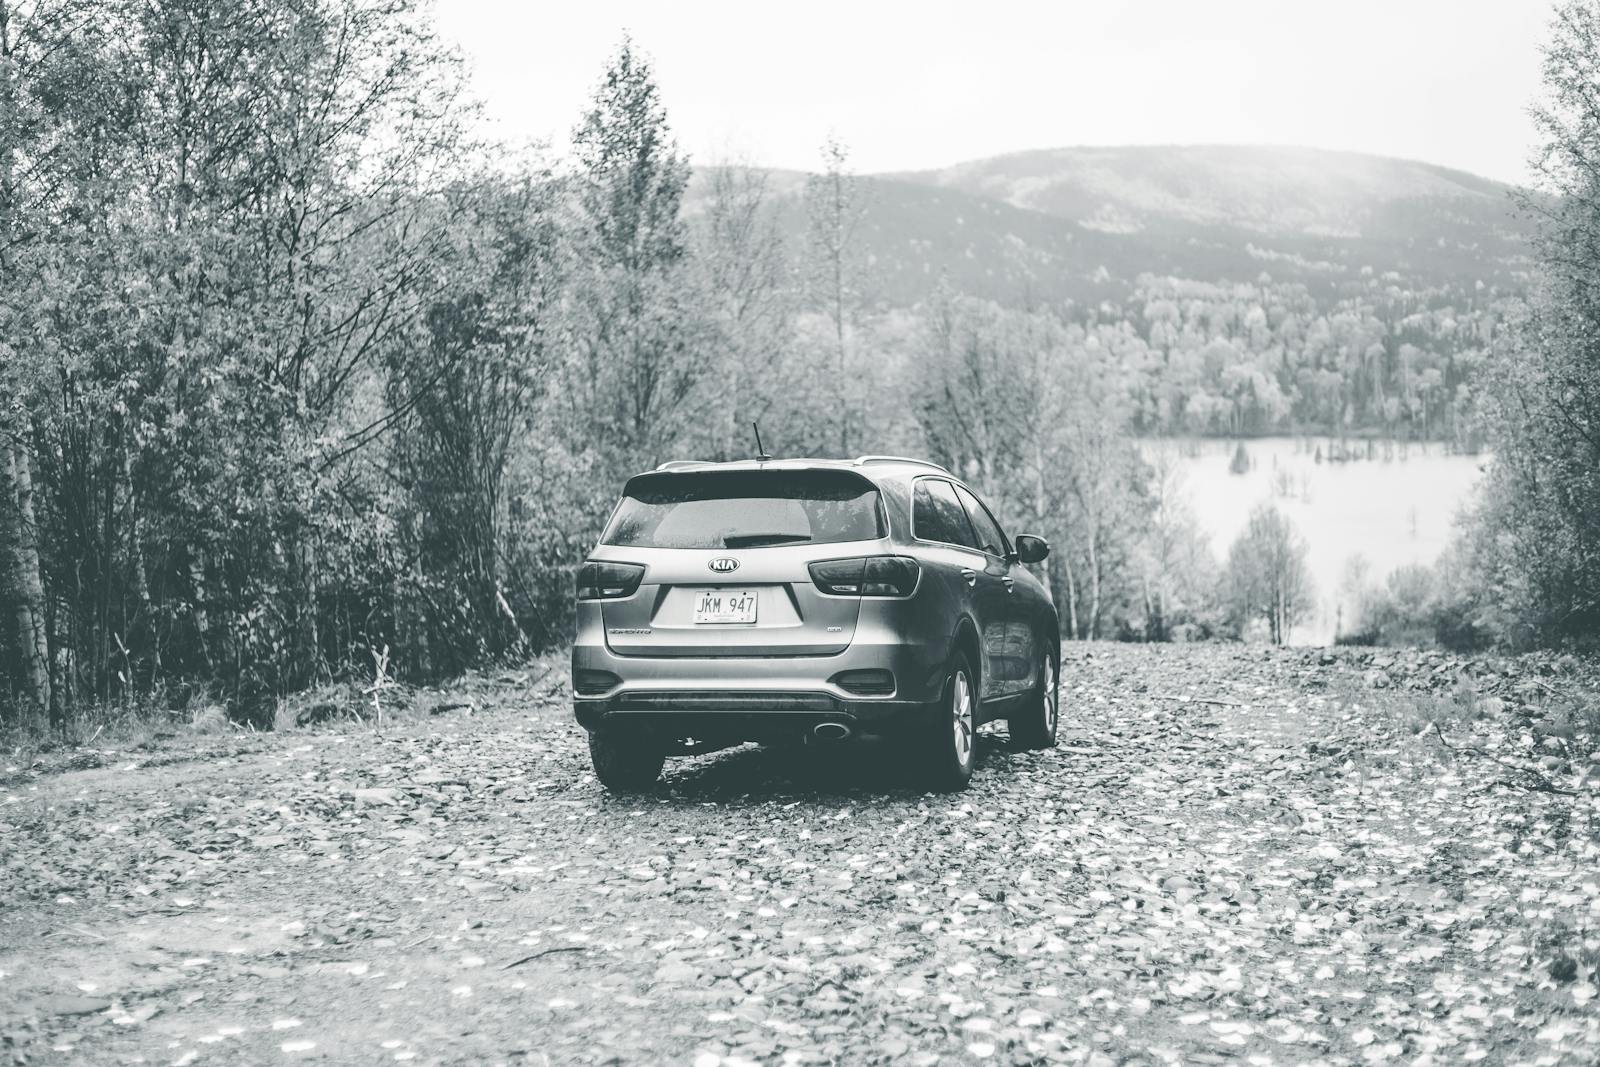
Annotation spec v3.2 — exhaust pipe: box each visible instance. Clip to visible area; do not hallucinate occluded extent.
[811,721,852,742]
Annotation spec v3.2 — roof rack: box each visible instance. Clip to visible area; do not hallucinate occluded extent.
[853,455,950,473]
[654,460,706,471]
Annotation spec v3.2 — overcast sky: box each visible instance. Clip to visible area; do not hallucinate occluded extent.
[433,0,1556,186]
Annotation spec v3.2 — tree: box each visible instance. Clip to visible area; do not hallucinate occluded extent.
[689,161,791,460]
[1229,441,1251,475]
[803,135,865,455]
[1138,444,1217,640]
[1223,503,1314,644]
[390,172,563,667]
[0,0,45,725]
[1060,398,1146,640]
[0,0,112,727]
[565,36,700,469]
[917,297,1066,612]
[1,0,487,723]
[0,430,51,726]
[917,294,1036,494]
[1458,0,1600,643]
[914,297,1163,638]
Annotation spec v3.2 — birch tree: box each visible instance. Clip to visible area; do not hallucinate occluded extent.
[1223,503,1314,644]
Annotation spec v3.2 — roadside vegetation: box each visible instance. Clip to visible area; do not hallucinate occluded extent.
[1324,1,1600,654]
[2,0,1600,736]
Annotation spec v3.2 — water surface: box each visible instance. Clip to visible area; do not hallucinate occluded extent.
[1153,437,1486,645]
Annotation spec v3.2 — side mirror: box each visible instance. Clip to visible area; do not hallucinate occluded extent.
[1015,534,1050,564]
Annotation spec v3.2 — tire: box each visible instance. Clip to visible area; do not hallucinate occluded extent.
[588,730,664,792]
[1011,645,1059,750]
[923,651,978,792]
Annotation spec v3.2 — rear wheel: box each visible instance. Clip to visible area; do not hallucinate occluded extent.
[923,652,977,792]
[1011,646,1059,750]
[588,730,664,792]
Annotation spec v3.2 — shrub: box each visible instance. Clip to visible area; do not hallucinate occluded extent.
[1229,442,1251,475]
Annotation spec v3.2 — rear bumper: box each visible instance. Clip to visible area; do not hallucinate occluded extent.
[571,625,953,742]
[573,691,930,741]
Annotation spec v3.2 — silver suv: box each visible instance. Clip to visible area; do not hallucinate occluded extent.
[572,456,1059,792]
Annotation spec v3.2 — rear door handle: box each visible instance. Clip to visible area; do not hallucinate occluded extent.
[960,568,977,586]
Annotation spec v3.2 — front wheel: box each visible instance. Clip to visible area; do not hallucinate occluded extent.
[588,730,664,792]
[1011,647,1059,750]
[923,652,977,792]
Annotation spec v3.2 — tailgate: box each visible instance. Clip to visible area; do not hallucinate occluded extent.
[601,548,862,657]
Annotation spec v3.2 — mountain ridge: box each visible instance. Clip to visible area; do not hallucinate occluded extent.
[886,144,1524,238]
[689,145,1535,305]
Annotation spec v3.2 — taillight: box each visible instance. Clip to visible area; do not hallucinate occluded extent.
[576,561,645,600]
[808,556,919,597]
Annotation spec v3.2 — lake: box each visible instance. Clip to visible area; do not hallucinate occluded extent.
[1152,437,1487,645]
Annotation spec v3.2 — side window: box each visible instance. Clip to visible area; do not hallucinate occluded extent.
[913,478,979,549]
[954,484,1010,558]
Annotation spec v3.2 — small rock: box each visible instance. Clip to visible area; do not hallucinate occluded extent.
[34,995,110,1018]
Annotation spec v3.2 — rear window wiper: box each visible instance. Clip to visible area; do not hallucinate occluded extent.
[723,533,813,548]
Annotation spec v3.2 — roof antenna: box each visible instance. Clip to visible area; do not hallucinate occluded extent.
[752,422,772,462]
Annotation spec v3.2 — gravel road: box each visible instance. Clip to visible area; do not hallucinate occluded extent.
[2,644,1597,1065]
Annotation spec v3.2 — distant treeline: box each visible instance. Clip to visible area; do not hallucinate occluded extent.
[1112,275,1510,444]
[831,272,1511,446]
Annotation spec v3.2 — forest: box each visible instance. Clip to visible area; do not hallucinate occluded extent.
[1,0,1595,732]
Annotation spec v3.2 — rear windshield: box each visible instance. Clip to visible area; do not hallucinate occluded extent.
[603,471,885,550]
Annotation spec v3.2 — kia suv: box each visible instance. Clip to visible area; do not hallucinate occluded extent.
[571,456,1059,792]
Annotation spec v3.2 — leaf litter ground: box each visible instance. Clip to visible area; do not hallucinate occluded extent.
[2,643,1597,1065]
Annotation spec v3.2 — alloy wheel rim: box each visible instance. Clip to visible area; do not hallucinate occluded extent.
[1044,658,1057,733]
[952,670,974,764]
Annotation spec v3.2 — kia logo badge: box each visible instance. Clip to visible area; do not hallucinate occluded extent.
[708,557,740,573]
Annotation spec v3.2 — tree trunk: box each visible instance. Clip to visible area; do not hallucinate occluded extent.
[3,433,53,728]
[1031,439,1054,605]
[1276,584,1287,645]
[832,169,848,457]
[296,537,320,689]
[189,549,213,671]
[1060,550,1080,640]
[1141,573,1154,642]
[1155,568,1169,642]
[1087,525,1102,641]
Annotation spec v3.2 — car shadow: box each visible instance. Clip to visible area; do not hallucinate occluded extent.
[641,730,1023,803]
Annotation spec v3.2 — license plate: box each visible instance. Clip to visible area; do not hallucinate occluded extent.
[693,590,757,624]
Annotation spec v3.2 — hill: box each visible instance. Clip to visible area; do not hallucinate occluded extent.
[691,146,1536,306]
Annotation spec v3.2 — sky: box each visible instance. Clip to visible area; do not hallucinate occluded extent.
[432,0,1557,186]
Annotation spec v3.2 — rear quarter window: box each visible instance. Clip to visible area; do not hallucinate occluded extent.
[913,478,979,548]
[954,484,1010,557]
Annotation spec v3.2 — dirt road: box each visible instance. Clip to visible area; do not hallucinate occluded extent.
[2,644,1596,1065]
